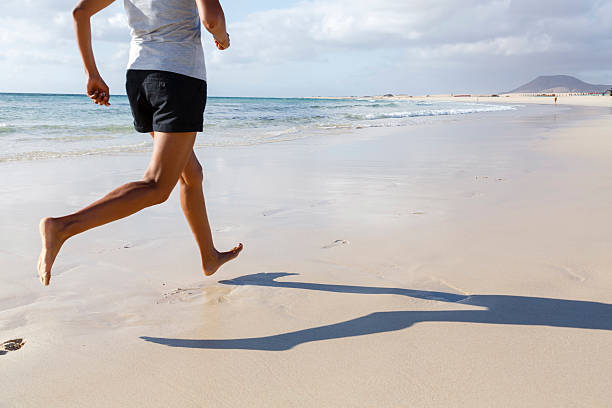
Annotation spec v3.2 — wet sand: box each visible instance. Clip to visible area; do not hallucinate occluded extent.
[1,103,611,407]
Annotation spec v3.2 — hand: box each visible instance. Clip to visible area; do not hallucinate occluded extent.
[214,33,230,50]
[86,75,110,106]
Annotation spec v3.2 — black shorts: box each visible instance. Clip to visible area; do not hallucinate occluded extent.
[125,69,207,133]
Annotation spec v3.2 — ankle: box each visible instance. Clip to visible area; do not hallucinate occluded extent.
[201,248,219,262]
[50,217,73,242]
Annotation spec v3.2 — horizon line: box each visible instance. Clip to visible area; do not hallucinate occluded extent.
[0,91,358,99]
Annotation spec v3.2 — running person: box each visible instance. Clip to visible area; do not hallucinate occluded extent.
[37,0,242,286]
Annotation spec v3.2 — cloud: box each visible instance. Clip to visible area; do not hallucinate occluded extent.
[201,0,612,95]
[0,0,611,95]
[214,0,611,64]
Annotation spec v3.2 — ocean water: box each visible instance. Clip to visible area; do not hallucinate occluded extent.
[0,93,516,163]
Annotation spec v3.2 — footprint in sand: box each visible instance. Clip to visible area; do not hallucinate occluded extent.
[201,286,234,305]
[157,286,234,305]
[157,287,201,304]
[262,208,286,217]
[548,264,587,283]
[1,338,25,355]
[322,239,349,249]
[475,176,505,182]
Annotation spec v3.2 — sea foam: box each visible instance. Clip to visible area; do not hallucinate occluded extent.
[0,93,520,162]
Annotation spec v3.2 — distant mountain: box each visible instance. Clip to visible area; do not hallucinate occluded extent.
[507,75,611,94]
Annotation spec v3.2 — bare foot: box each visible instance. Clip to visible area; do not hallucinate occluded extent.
[203,243,243,277]
[37,217,67,286]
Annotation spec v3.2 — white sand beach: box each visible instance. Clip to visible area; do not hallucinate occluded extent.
[1,102,612,407]
[402,93,612,108]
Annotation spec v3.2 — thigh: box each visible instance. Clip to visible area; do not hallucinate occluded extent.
[149,132,201,184]
[144,132,197,192]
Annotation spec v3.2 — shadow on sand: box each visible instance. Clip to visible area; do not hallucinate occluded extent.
[141,273,612,351]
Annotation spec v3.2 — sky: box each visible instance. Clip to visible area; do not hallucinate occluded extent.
[1,0,611,97]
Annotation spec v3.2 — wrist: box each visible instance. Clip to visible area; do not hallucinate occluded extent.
[85,70,101,79]
[215,32,229,42]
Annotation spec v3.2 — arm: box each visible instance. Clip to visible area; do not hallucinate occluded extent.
[195,0,230,50]
[72,0,115,106]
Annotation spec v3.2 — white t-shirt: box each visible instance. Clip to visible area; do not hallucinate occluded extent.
[124,0,207,81]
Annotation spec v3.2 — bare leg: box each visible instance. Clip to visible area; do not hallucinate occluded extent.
[178,149,243,276]
[37,132,197,286]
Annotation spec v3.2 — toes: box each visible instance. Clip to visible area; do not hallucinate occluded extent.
[40,272,50,286]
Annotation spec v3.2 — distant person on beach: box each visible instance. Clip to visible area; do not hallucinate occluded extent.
[37,0,242,286]
[554,96,558,104]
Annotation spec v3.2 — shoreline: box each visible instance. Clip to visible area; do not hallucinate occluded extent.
[2,104,611,406]
[308,93,612,107]
[0,93,519,165]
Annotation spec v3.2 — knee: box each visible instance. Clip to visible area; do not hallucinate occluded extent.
[143,179,173,205]
[181,160,204,187]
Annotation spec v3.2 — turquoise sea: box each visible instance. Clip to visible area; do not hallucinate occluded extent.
[0,93,516,162]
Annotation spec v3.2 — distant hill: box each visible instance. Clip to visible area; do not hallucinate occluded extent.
[507,75,611,94]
